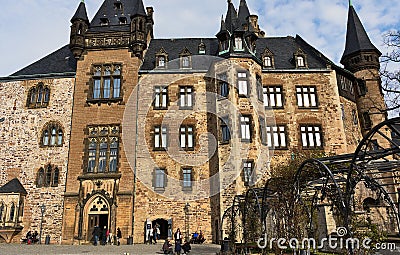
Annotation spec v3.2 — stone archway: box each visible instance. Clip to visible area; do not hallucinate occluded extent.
[84,195,110,241]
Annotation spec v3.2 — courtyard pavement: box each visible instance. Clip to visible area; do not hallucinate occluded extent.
[0,243,220,255]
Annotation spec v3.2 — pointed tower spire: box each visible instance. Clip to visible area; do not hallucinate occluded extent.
[219,15,227,32]
[71,1,89,23]
[225,0,237,33]
[341,4,380,64]
[132,0,147,17]
[237,0,251,28]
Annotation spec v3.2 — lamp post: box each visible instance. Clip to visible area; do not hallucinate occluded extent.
[184,203,190,242]
[39,204,46,244]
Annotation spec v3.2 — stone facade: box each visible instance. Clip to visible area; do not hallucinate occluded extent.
[0,78,74,243]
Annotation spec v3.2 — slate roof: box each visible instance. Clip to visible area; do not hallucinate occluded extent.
[341,5,380,61]
[141,36,329,71]
[89,0,146,32]
[0,178,27,195]
[71,1,89,23]
[237,0,251,31]
[7,45,77,79]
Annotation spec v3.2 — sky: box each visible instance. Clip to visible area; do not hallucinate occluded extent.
[0,0,399,77]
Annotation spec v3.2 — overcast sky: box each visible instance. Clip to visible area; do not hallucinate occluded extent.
[0,0,398,77]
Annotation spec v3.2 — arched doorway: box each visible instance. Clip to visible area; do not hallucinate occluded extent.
[86,196,110,241]
[152,219,169,240]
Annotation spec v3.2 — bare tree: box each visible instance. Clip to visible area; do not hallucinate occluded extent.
[381,31,400,116]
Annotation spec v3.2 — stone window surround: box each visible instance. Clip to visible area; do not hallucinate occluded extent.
[36,164,60,188]
[182,167,193,191]
[87,63,123,105]
[179,86,194,109]
[26,82,50,109]
[299,124,323,149]
[295,85,318,109]
[240,115,252,143]
[180,125,195,151]
[153,86,169,109]
[263,85,284,109]
[266,124,288,150]
[40,121,64,148]
[85,125,120,174]
[153,125,168,151]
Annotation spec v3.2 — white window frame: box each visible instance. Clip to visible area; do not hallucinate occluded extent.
[296,86,318,108]
[300,125,323,149]
[240,116,252,141]
[263,86,283,108]
[179,86,193,108]
[266,125,287,149]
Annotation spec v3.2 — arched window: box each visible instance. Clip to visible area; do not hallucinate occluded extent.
[41,122,64,147]
[37,168,45,187]
[53,168,60,186]
[78,24,83,35]
[46,165,52,186]
[9,203,15,222]
[27,83,50,108]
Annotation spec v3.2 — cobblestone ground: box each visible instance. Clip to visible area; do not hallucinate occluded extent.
[0,243,220,255]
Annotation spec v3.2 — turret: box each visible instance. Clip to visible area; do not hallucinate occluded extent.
[130,0,151,58]
[69,1,89,59]
[341,1,387,135]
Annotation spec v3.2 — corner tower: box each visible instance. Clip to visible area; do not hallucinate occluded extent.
[341,1,386,134]
[69,1,89,59]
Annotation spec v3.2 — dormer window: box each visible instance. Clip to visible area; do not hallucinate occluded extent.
[119,17,127,24]
[296,56,305,67]
[234,37,243,51]
[100,18,109,26]
[198,42,206,54]
[294,48,308,68]
[179,48,192,69]
[264,56,272,67]
[181,56,191,68]
[114,2,123,10]
[158,56,166,67]
[155,48,168,69]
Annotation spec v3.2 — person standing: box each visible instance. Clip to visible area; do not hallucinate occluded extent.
[174,239,182,255]
[116,227,122,246]
[174,228,182,244]
[149,226,154,244]
[101,226,107,245]
[156,225,160,240]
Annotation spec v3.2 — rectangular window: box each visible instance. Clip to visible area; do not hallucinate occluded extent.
[263,86,283,108]
[256,75,263,102]
[183,168,192,189]
[155,168,166,189]
[90,64,122,102]
[296,86,318,108]
[181,56,191,68]
[154,126,168,150]
[179,86,193,108]
[362,112,372,130]
[238,72,249,97]
[240,116,252,142]
[235,37,243,50]
[154,86,168,109]
[220,117,231,143]
[300,125,323,149]
[243,161,253,186]
[86,125,120,173]
[264,56,272,67]
[266,125,287,149]
[180,125,194,150]
[218,74,229,98]
[259,117,267,145]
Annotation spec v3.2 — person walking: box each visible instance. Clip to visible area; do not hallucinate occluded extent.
[116,227,122,246]
[92,225,101,246]
[149,226,154,244]
[174,239,182,255]
[101,226,107,245]
[152,226,157,244]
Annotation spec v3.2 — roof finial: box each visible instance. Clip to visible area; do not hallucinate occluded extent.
[349,0,352,6]
[81,0,85,3]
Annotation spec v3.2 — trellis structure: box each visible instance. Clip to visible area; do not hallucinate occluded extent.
[220,117,400,253]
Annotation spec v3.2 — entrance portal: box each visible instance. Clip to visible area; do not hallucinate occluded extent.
[86,196,110,241]
[152,219,168,240]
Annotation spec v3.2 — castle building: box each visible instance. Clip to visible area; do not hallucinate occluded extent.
[0,0,386,244]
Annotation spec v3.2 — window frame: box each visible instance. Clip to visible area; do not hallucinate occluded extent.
[41,122,64,148]
[88,64,123,104]
[263,85,284,109]
[266,124,288,150]
[217,73,229,98]
[153,125,168,151]
[300,124,323,149]
[180,125,195,151]
[237,71,249,97]
[296,86,318,109]
[154,168,166,191]
[85,125,120,174]
[27,82,50,109]
[242,160,254,187]
[36,165,60,188]
[153,86,169,109]
[220,117,231,144]
[240,115,252,142]
[179,86,194,109]
[182,167,193,190]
